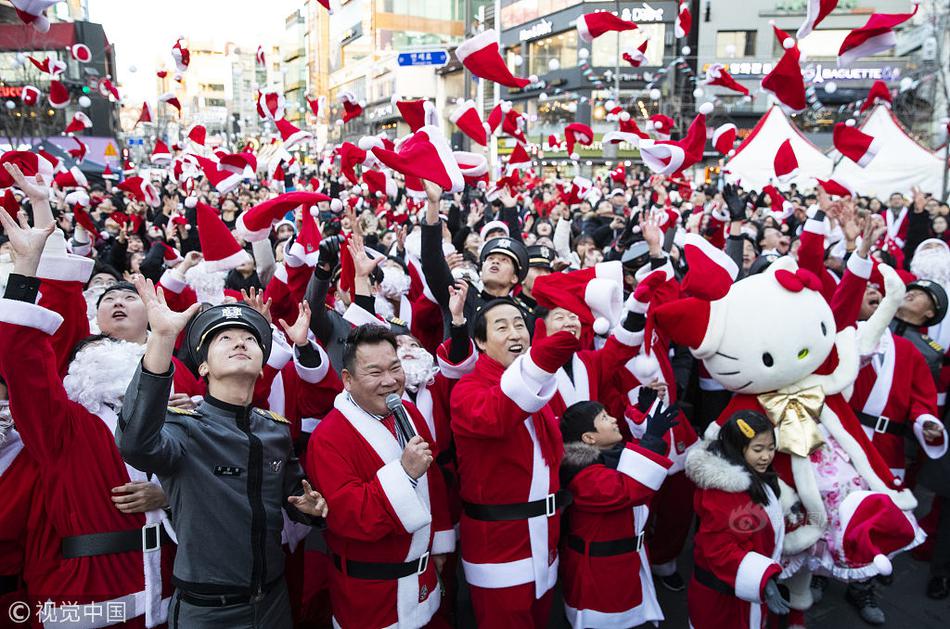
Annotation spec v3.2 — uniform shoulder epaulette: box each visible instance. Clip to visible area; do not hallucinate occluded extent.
[925,336,944,352]
[255,408,290,424]
[168,406,200,416]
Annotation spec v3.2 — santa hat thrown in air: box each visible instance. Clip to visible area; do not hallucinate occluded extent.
[116,176,160,208]
[101,163,118,180]
[797,0,839,39]
[762,184,794,218]
[622,39,650,67]
[48,80,69,109]
[68,137,87,163]
[27,55,66,76]
[257,88,286,121]
[703,63,749,96]
[394,98,438,133]
[338,142,372,185]
[837,491,919,577]
[195,201,251,273]
[833,120,880,167]
[194,156,243,195]
[370,125,465,193]
[639,103,713,176]
[610,164,626,184]
[712,123,737,156]
[838,5,917,69]
[306,95,325,118]
[187,124,207,147]
[0,151,55,187]
[564,123,594,160]
[773,138,799,183]
[219,152,257,177]
[20,85,40,106]
[860,80,893,113]
[236,192,330,242]
[486,100,512,135]
[506,142,533,175]
[70,43,92,63]
[362,168,397,198]
[158,242,183,267]
[576,12,638,43]
[53,166,87,189]
[159,92,182,116]
[532,262,625,335]
[817,177,856,198]
[172,38,190,72]
[450,100,490,147]
[275,117,312,149]
[339,91,364,123]
[136,102,153,125]
[501,108,527,144]
[454,152,489,189]
[11,0,59,32]
[288,211,323,267]
[256,45,266,66]
[675,2,692,38]
[64,112,92,135]
[761,23,806,113]
[648,114,674,140]
[150,140,172,165]
[456,29,534,89]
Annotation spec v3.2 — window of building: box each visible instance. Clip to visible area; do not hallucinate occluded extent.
[591,23,665,67]
[499,0,582,30]
[716,31,756,58]
[505,44,522,75]
[786,29,850,59]
[528,30,577,76]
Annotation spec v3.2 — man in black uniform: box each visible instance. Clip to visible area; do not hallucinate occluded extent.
[117,280,328,628]
[520,244,555,314]
[891,279,949,384]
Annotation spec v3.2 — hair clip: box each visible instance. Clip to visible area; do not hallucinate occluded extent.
[737,418,755,439]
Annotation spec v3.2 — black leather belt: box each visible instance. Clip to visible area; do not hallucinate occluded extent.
[0,574,18,594]
[62,523,172,559]
[567,533,644,557]
[332,551,429,580]
[462,490,572,521]
[178,578,281,607]
[693,565,734,596]
[856,411,906,437]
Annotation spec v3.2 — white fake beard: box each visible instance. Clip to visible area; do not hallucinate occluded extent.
[910,247,950,288]
[83,284,107,333]
[398,347,436,393]
[375,294,395,319]
[0,401,12,445]
[63,339,146,415]
[379,266,411,299]
[452,267,482,292]
[333,299,347,316]
[185,262,228,306]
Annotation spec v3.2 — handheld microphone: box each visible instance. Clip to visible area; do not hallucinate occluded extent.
[385,393,418,445]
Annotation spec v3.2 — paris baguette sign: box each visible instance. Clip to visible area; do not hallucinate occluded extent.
[518,2,666,42]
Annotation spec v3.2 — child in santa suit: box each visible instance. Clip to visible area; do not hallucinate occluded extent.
[685,411,790,629]
[558,400,674,628]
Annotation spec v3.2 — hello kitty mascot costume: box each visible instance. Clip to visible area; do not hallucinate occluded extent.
[640,234,924,625]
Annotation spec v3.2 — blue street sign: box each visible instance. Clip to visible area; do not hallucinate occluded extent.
[397,50,448,67]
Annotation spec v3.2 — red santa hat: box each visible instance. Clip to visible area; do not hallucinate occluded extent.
[648,114,674,140]
[675,2,692,38]
[101,162,118,180]
[256,45,266,66]
[306,95,325,118]
[703,63,749,96]
[362,168,396,198]
[159,92,182,116]
[218,152,257,177]
[838,491,919,577]
[194,156,243,195]
[98,78,119,101]
[797,0,839,39]
[338,142,370,185]
[288,210,323,267]
[195,201,251,272]
[122,159,136,176]
[0,151,54,188]
[70,43,92,63]
[370,126,464,193]
[28,55,66,76]
[712,123,737,156]
[622,39,650,67]
[257,88,285,121]
[48,80,69,109]
[136,102,153,125]
[11,0,58,32]
[0,188,19,220]
[456,29,534,89]
[339,91,364,123]
[187,124,207,147]
[773,138,799,183]
[817,176,856,198]
[506,142,533,175]
[116,176,159,208]
[833,120,880,167]
[53,165,87,189]
[150,140,172,165]
[172,38,190,72]
[159,242,183,267]
[72,204,99,237]
[454,152,489,189]
[486,100,511,135]
[394,98,438,133]
[450,100,489,146]
[37,149,62,174]
[564,122,594,160]
[860,80,893,113]
[64,111,92,135]
[838,5,917,69]
[275,117,312,150]
[576,12,638,43]
[404,174,427,201]
[501,108,527,144]
[639,103,712,176]
[544,134,563,151]
[67,136,87,163]
[532,262,625,335]
[236,191,330,242]
[610,164,626,184]
[761,24,806,113]
[762,184,794,218]
[20,85,40,106]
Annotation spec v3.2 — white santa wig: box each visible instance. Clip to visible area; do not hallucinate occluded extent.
[185,261,228,306]
[63,338,146,415]
[911,239,950,289]
[0,401,12,445]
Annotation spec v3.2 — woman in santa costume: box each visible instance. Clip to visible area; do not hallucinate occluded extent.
[558,399,675,628]
[686,412,789,629]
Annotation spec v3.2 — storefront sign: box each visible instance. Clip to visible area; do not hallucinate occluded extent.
[340,22,362,46]
[519,19,552,42]
[704,62,902,83]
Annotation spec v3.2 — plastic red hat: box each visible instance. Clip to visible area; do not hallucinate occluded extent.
[773,138,799,182]
[576,12,638,43]
[833,121,880,167]
[370,126,464,193]
[450,100,489,147]
[236,191,330,242]
[456,29,533,89]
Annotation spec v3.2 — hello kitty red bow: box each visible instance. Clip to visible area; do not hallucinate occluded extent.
[775,268,821,292]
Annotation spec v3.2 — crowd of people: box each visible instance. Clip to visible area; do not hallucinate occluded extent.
[0,125,949,629]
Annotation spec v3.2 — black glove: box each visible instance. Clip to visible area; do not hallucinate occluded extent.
[318,234,343,271]
[764,579,790,615]
[638,400,680,455]
[637,386,659,413]
[722,184,748,222]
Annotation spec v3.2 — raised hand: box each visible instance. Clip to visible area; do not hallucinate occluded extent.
[287,480,329,518]
[639,211,663,255]
[644,400,680,439]
[0,206,55,277]
[859,213,886,257]
[347,233,382,278]
[241,287,273,324]
[278,301,312,347]
[722,183,747,221]
[448,281,469,326]
[424,180,443,205]
[132,274,199,339]
[3,162,49,203]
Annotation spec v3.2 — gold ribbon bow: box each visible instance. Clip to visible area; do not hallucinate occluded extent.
[757,385,826,457]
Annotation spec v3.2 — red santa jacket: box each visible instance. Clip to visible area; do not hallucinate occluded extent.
[0,430,36,577]
[560,442,671,628]
[0,300,174,627]
[685,443,784,629]
[849,330,945,475]
[450,353,562,598]
[306,394,450,628]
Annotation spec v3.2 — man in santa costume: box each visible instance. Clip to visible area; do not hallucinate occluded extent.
[451,299,580,628]
[306,325,452,628]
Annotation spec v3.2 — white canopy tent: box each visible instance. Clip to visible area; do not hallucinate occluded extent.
[722,105,833,191]
[830,104,945,199]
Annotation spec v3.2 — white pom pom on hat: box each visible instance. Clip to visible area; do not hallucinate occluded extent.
[845,118,856,127]
[593,317,610,336]
[699,102,714,115]
[873,554,892,576]
[783,37,795,49]
[629,353,662,383]
[329,198,343,213]
[184,196,197,208]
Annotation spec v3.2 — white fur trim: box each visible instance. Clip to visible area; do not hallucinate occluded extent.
[436,340,477,380]
[294,341,330,383]
[611,325,644,348]
[846,252,872,279]
[236,211,274,243]
[639,141,686,176]
[419,125,465,194]
[36,252,94,283]
[431,528,457,554]
[455,29,498,65]
[158,269,187,294]
[0,298,63,335]
[500,354,557,413]
[735,552,777,603]
[342,303,385,328]
[376,459,432,533]
[576,14,595,43]
[617,446,668,490]
[462,556,535,588]
[694,299,728,359]
[838,31,896,69]
[602,131,645,146]
[913,414,947,460]
[202,248,251,273]
[684,442,752,492]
